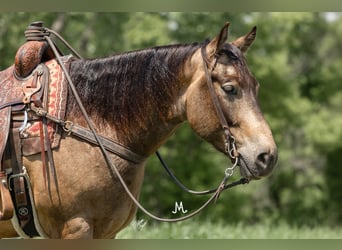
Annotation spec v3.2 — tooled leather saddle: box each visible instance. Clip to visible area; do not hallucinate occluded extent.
[0,38,71,237]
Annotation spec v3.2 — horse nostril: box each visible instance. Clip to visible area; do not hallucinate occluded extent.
[257,152,270,166]
[256,152,276,175]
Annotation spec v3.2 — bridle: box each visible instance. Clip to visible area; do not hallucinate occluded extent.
[25,23,249,223]
[201,44,240,164]
[155,45,250,198]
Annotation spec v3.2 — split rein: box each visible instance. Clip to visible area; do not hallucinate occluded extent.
[26,22,248,222]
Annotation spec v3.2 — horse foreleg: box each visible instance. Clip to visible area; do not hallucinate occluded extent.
[61,217,93,239]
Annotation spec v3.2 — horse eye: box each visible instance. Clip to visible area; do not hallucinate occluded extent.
[227,51,238,60]
[221,83,237,95]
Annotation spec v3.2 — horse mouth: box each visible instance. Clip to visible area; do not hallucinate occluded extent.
[237,156,261,181]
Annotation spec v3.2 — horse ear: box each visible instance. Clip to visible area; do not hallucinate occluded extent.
[207,22,230,57]
[232,26,257,53]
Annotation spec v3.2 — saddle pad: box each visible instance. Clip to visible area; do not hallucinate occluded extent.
[20,58,69,156]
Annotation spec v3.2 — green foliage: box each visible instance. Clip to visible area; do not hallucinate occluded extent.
[326,147,342,222]
[1,12,342,228]
[122,13,171,50]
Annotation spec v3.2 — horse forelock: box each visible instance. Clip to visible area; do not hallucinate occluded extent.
[67,43,201,140]
[219,46,258,94]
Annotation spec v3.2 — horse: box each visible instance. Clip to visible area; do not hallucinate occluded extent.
[0,22,277,239]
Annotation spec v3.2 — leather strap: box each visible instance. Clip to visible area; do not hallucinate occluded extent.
[9,128,30,227]
[40,63,60,197]
[201,46,230,133]
[29,103,147,164]
[200,46,238,158]
[39,121,48,188]
[0,101,24,110]
[64,123,147,164]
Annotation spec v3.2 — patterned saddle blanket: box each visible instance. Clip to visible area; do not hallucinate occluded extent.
[20,58,70,156]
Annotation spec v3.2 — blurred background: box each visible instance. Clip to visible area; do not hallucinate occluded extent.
[1,12,342,234]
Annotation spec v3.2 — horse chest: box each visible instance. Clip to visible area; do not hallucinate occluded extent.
[22,137,145,238]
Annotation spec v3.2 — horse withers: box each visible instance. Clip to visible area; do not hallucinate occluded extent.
[0,22,277,238]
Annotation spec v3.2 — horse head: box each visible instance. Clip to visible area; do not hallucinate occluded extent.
[185,22,278,180]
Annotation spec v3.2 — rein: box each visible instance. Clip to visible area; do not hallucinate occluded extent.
[157,151,249,195]
[26,22,248,222]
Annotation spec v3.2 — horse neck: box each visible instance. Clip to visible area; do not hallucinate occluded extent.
[68,44,201,157]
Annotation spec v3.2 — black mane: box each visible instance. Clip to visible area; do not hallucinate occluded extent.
[67,42,201,136]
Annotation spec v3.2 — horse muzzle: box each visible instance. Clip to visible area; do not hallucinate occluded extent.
[237,147,278,180]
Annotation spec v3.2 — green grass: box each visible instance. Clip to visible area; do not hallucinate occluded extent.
[117,219,342,239]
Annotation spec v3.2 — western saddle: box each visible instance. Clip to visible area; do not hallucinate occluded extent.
[0,21,71,237]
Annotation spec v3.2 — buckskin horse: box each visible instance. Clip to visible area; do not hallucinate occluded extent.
[0,21,277,239]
